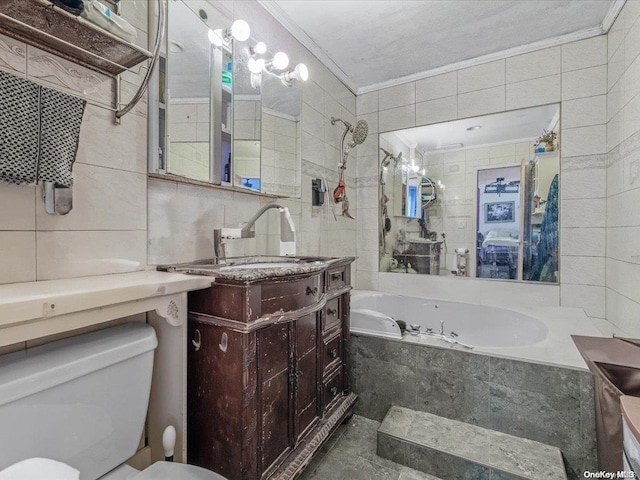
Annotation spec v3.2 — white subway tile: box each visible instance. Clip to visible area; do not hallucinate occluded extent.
[562,65,607,100]
[561,125,607,156]
[415,71,458,102]
[560,227,605,257]
[505,74,560,110]
[561,256,605,286]
[379,104,415,132]
[562,36,607,72]
[458,86,505,118]
[458,60,505,94]
[0,232,36,284]
[415,95,457,126]
[562,95,607,128]
[560,167,606,200]
[0,184,35,230]
[356,91,379,115]
[378,83,416,111]
[561,198,606,228]
[506,47,561,84]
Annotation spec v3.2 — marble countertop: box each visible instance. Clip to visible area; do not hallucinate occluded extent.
[159,256,354,283]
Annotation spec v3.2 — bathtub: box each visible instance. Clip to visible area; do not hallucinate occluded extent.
[350,290,606,369]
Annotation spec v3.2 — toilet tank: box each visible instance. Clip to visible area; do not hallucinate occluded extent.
[0,322,158,480]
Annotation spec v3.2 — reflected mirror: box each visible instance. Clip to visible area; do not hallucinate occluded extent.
[155,0,302,197]
[379,104,560,283]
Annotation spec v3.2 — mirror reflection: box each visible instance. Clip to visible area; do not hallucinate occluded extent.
[379,104,560,283]
[158,0,302,197]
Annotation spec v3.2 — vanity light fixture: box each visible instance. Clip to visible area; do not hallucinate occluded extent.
[251,41,267,55]
[222,19,251,44]
[266,51,289,71]
[466,125,482,131]
[280,63,309,86]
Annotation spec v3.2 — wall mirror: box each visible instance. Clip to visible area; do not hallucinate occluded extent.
[379,104,560,283]
[153,0,302,198]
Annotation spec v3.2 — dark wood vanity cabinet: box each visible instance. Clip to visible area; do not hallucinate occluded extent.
[186,259,356,480]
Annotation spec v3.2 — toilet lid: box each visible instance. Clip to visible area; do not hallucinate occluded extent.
[132,462,228,480]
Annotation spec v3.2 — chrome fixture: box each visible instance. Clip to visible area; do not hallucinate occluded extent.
[215,203,297,259]
[439,320,445,335]
[331,117,368,168]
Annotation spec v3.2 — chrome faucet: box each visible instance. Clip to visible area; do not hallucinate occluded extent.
[439,319,444,335]
[214,203,297,261]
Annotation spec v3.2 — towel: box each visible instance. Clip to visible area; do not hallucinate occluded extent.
[0,70,86,187]
[0,458,80,480]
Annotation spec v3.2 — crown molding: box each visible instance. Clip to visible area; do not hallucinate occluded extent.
[602,0,626,32]
[357,25,605,95]
[259,0,623,97]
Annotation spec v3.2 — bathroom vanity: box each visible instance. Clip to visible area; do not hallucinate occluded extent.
[177,257,356,480]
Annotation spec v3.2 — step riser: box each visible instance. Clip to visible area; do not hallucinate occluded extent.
[378,432,527,480]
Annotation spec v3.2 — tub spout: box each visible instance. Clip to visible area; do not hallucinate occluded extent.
[439,320,444,335]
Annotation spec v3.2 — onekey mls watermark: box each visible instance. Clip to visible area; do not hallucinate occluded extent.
[583,472,636,479]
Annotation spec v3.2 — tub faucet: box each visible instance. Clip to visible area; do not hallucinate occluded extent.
[439,320,444,335]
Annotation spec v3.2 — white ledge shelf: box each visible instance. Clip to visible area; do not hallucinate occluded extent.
[0,271,213,347]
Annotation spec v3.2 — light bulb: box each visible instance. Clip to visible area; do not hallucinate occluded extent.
[295,63,308,81]
[208,28,223,47]
[272,51,289,70]
[230,19,250,42]
[248,57,264,74]
[253,41,267,54]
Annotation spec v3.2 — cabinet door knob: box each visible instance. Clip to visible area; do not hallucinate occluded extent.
[330,348,338,358]
[192,329,201,352]
[331,272,343,281]
[306,286,318,296]
[327,308,337,316]
[330,386,338,397]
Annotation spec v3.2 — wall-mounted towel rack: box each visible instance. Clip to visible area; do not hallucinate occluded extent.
[0,0,165,124]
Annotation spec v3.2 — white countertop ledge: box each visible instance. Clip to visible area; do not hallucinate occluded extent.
[0,271,213,346]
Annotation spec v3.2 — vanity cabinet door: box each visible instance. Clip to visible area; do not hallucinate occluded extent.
[257,323,292,478]
[293,313,320,442]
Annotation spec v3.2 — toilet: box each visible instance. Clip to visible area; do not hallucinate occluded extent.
[0,322,226,480]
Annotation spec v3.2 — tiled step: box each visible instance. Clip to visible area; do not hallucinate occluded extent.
[377,406,567,480]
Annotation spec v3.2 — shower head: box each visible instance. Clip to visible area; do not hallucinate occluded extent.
[331,117,369,149]
[380,148,393,168]
[351,120,368,145]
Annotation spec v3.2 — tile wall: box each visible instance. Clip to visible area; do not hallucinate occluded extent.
[356,34,612,320]
[606,1,640,336]
[0,2,149,284]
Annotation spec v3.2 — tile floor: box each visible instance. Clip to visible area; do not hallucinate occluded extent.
[299,415,440,480]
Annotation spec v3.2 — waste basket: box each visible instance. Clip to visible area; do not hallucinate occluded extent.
[572,335,640,472]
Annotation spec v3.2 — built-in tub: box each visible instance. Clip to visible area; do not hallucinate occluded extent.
[351,290,548,348]
[350,290,606,369]
[349,290,605,478]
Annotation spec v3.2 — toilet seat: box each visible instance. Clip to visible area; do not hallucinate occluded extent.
[131,461,228,480]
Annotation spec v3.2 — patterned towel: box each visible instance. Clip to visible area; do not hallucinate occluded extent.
[0,70,86,187]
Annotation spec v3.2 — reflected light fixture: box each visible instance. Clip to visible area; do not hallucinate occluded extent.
[251,41,267,55]
[280,63,309,86]
[269,51,289,70]
[222,19,251,44]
